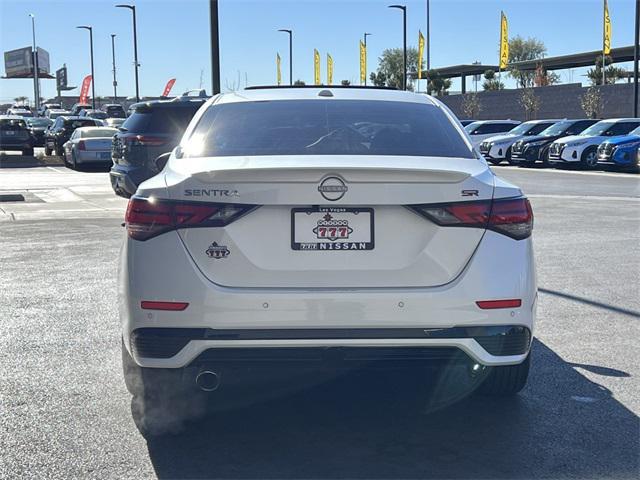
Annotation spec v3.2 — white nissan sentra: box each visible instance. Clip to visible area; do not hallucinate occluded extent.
[120,87,536,419]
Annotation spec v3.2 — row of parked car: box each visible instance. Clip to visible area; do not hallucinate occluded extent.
[462,118,640,171]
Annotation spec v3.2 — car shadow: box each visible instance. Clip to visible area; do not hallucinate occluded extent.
[141,339,638,479]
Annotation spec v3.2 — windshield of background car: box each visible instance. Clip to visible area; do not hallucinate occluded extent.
[183,100,473,158]
[539,121,573,136]
[27,118,52,128]
[580,122,613,136]
[0,118,27,130]
[603,121,640,136]
[105,106,126,118]
[88,111,108,119]
[122,107,196,135]
[80,128,118,138]
[64,119,100,129]
[464,122,481,133]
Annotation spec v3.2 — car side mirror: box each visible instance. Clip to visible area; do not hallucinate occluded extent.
[154,152,171,171]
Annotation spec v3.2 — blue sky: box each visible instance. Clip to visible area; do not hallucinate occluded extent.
[0,0,636,103]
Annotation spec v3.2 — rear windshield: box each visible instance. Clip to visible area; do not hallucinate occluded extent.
[80,128,118,138]
[0,118,27,130]
[183,100,472,158]
[122,106,198,134]
[88,111,108,119]
[64,119,99,129]
[27,118,52,128]
[104,106,126,118]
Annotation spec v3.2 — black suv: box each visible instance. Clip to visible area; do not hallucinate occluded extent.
[110,97,207,197]
[44,116,102,156]
[26,117,53,147]
[0,116,34,156]
[510,119,598,166]
[101,104,127,119]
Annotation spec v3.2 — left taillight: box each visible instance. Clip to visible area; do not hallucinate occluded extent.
[407,197,533,240]
[125,197,258,241]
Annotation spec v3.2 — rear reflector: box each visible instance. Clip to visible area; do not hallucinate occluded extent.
[125,197,258,241]
[407,197,533,240]
[476,299,522,309]
[141,301,189,311]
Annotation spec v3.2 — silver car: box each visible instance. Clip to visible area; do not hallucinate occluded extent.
[63,126,118,169]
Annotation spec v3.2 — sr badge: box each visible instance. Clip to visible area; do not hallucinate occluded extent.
[206,242,230,259]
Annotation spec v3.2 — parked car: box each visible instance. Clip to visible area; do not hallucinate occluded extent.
[459,119,477,127]
[7,107,34,118]
[101,104,127,119]
[38,103,61,116]
[44,116,103,156]
[25,117,53,147]
[79,109,108,120]
[510,119,598,166]
[104,117,126,129]
[46,109,71,120]
[120,87,536,432]
[62,126,118,169]
[464,120,521,148]
[0,116,34,155]
[479,120,561,165]
[548,118,640,169]
[597,125,640,171]
[110,97,207,197]
[70,103,92,116]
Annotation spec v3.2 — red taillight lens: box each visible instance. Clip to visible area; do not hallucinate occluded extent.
[126,135,167,146]
[78,140,86,150]
[407,197,533,240]
[141,301,189,311]
[476,299,522,309]
[125,197,257,241]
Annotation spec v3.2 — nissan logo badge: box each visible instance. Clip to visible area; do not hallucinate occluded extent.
[318,176,348,201]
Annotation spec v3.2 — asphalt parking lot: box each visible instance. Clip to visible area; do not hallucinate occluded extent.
[1,152,638,479]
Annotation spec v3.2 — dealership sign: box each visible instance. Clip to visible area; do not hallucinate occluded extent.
[3,46,50,78]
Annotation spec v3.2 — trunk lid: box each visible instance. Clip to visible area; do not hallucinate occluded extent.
[163,155,494,288]
[83,138,113,151]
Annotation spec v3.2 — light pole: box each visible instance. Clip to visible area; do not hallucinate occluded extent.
[363,32,372,85]
[28,14,40,112]
[116,4,140,102]
[278,29,293,85]
[388,5,407,90]
[111,34,118,102]
[426,0,430,70]
[76,25,96,109]
[210,0,221,94]
[634,0,639,117]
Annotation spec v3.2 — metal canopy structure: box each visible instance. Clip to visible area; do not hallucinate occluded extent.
[423,45,635,94]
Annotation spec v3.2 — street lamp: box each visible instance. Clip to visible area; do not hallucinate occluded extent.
[111,34,118,102]
[76,25,96,109]
[278,29,293,85]
[363,32,372,85]
[388,4,407,90]
[116,4,140,102]
[28,14,40,112]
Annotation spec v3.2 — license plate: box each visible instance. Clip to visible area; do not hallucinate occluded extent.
[99,151,111,160]
[291,206,374,251]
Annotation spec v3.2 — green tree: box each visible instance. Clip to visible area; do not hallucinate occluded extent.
[507,36,547,88]
[580,87,603,118]
[293,79,306,86]
[425,69,451,96]
[340,79,351,86]
[587,55,627,85]
[13,96,28,105]
[372,47,419,90]
[482,70,504,91]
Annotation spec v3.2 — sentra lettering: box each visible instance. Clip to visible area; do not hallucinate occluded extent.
[184,189,240,197]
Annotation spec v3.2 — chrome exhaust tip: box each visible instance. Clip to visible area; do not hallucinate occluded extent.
[195,370,220,392]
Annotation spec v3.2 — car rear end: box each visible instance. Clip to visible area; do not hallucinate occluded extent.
[110,100,205,197]
[74,127,118,164]
[119,90,536,402]
[0,117,33,152]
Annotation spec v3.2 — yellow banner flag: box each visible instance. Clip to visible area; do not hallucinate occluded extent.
[499,11,509,70]
[418,30,425,80]
[327,54,333,85]
[603,0,611,55]
[314,49,321,85]
[276,53,282,86]
[359,40,366,84]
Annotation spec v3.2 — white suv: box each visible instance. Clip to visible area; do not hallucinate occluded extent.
[464,119,521,148]
[479,119,560,165]
[120,87,536,428]
[548,118,640,169]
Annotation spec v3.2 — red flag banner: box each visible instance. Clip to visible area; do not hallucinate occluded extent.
[162,78,176,97]
[79,75,92,104]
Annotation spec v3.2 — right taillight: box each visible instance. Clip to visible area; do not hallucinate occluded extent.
[125,197,258,241]
[407,197,533,240]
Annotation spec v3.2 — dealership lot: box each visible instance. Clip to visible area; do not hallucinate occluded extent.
[0,159,638,478]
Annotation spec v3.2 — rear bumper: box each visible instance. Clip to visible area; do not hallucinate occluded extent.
[76,150,112,164]
[110,164,150,197]
[120,229,537,369]
[0,140,33,150]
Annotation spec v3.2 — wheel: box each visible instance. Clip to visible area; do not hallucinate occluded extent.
[44,145,52,156]
[580,147,598,170]
[22,148,34,157]
[488,158,502,166]
[505,147,516,165]
[539,145,550,167]
[71,151,78,170]
[478,354,530,396]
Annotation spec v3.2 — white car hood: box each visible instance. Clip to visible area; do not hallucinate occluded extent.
[483,133,519,144]
[554,135,603,146]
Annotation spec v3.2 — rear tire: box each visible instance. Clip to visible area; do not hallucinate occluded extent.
[44,145,52,156]
[505,147,516,165]
[488,158,503,166]
[539,145,550,167]
[22,148,34,157]
[478,354,530,396]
